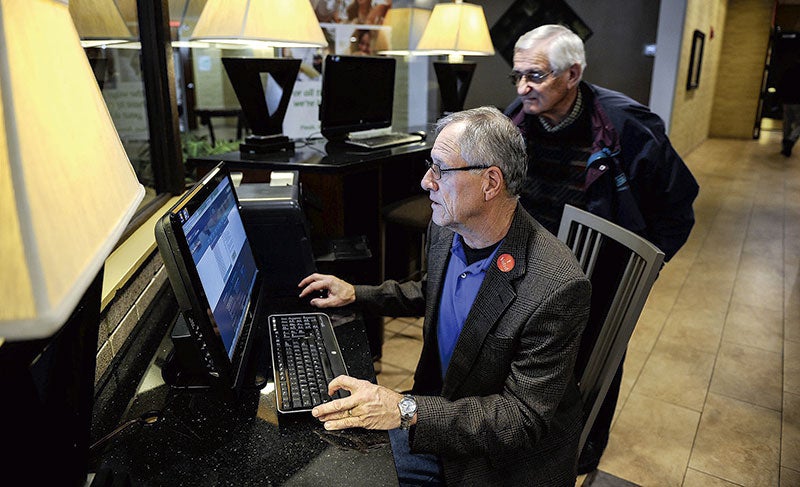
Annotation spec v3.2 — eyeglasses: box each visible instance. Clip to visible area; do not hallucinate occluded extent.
[508,70,555,85]
[425,159,490,180]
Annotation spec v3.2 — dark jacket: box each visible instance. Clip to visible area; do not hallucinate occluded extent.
[506,82,699,261]
[356,205,591,486]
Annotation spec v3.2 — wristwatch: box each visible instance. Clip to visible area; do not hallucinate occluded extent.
[398,395,417,430]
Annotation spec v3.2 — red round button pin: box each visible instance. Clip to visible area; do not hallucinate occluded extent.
[497,253,515,272]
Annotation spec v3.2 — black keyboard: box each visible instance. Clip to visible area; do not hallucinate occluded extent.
[268,313,349,413]
[345,132,424,149]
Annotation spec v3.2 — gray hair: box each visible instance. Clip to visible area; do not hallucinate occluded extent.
[434,106,527,196]
[514,24,586,78]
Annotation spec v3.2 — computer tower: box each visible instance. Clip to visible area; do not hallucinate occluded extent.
[237,175,317,297]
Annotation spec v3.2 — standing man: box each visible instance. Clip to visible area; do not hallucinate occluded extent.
[777,54,800,157]
[505,24,700,474]
[300,106,592,485]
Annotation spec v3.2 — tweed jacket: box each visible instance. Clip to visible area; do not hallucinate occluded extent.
[355,205,591,486]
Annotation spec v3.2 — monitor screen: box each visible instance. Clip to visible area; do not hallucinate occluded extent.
[179,174,257,359]
[319,54,396,141]
[156,164,259,391]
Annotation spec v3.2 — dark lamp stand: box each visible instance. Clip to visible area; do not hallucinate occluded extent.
[222,58,301,154]
[433,61,477,115]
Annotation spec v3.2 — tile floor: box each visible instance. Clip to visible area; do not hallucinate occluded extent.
[374,130,800,487]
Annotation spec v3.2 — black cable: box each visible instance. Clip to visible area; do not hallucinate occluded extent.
[88,410,162,455]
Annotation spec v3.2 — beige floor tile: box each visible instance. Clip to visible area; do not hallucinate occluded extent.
[375,361,415,392]
[635,340,715,412]
[742,235,784,264]
[384,317,412,336]
[600,393,699,487]
[681,259,739,292]
[628,305,667,354]
[644,281,682,315]
[658,304,726,353]
[747,204,785,238]
[689,392,781,486]
[783,392,800,471]
[786,260,800,343]
[701,220,748,254]
[682,468,741,487]
[394,374,415,394]
[392,322,423,341]
[786,340,800,395]
[615,346,650,419]
[709,342,782,411]
[672,281,732,318]
[731,252,785,312]
[786,206,800,239]
[722,302,784,353]
[381,334,423,372]
[781,467,800,487]
[662,251,695,282]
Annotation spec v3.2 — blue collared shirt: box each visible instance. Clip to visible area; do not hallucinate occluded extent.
[437,235,502,379]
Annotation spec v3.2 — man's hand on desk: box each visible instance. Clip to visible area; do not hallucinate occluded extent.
[298,273,356,308]
[311,375,413,431]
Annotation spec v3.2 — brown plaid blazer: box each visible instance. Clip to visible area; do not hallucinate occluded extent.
[356,205,591,486]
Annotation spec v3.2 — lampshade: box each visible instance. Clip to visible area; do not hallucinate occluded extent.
[191,0,327,48]
[1,0,145,340]
[377,7,432,55]
[68,0,136,47]
[416,1,494,62]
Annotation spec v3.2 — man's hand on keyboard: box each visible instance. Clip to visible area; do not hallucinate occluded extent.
[298,273,356,308]
[311,375,408,431]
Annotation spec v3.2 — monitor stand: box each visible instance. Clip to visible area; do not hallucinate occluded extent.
[162,315,269,392]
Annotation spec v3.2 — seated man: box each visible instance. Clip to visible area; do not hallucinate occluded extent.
[299,106,591,486]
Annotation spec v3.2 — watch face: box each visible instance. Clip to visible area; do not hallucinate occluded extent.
[399,396,417,416]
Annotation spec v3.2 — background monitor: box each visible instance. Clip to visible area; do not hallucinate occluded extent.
[155,163,258,393]
[319,54,396,142]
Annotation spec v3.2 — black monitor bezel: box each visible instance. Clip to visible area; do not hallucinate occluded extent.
[319,54,396,142]
[155,163,258,393]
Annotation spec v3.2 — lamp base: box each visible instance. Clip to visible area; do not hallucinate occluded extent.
[433,61,477,115]
[240,134,295,155]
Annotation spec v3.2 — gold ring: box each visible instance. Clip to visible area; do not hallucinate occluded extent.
[347,409,353,417]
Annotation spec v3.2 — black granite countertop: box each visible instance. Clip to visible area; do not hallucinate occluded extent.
[89,297,397,486]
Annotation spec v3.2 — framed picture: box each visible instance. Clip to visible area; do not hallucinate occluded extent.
[687,29,705,90]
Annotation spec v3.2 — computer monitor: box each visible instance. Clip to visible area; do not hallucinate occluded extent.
[155,163,260,394]
[319,54,396,142]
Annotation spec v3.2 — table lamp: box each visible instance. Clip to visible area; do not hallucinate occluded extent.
[415,0,495,114]
[1,0,145,483]
[68,0,136,47]
[377,6,432,56]
[190,0,327,154]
